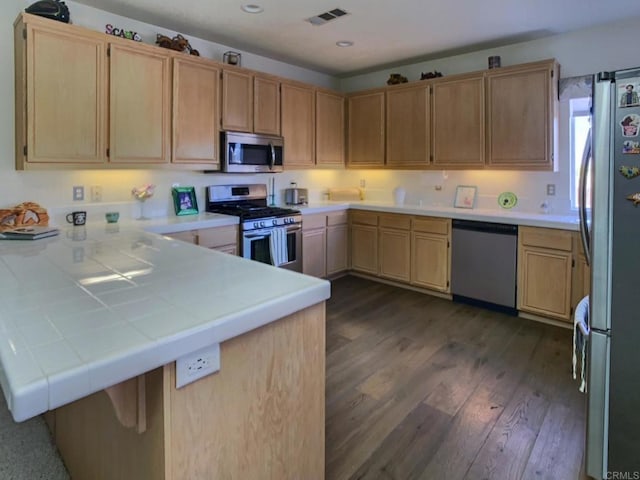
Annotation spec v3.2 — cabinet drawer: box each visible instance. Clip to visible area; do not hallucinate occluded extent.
[519,226,572,251]
[412,217,450,235]
[303,214,327,231]
[197,226,238,248]
[350,211,378,226]
[327,211,348,226]
[379,214,411,230]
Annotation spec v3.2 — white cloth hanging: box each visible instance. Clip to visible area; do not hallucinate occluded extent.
[573,295,590,393]
[269,227,288,267]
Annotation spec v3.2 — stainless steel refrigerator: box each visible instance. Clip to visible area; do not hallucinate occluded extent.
[581,69,640,479]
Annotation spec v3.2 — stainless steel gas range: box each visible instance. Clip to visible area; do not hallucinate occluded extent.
[205,184,302,272]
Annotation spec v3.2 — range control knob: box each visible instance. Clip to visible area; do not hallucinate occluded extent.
[272,219,277,226]
[260,221,265,228]
[253,222,259,229]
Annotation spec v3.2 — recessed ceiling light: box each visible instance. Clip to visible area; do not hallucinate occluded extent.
[336,40,354,47]
[241,4,263,13]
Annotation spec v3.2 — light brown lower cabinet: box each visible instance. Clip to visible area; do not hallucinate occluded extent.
[411,232,450,292]
[350,224,378,275]
[378,214,411,282]
[326,223,348,276]
[303,227,327,278]
[50,303,326,480]
[302,211,349,278]
[517,226,574,321]
[165,225,238,255]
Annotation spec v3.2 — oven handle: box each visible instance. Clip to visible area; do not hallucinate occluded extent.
[244,225,301,239]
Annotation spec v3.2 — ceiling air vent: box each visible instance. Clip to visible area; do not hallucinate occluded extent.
[306,8,349,26]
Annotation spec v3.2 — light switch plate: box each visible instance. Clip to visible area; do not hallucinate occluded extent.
[546,184,556,196]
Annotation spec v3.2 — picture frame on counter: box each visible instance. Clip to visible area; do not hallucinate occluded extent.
[454,185,477,209]
[172,187,198,216]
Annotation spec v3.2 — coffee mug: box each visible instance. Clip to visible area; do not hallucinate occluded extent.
[66,211,86,226]
[105,212,119,223]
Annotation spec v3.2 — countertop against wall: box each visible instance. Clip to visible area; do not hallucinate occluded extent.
[295,201,580,231]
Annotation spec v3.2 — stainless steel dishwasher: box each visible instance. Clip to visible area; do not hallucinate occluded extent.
[451,219,518,314]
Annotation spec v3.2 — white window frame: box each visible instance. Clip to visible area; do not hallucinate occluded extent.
[569,97,591,210]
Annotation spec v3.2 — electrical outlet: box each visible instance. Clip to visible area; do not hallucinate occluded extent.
[73,186,84,201]
[175,343,220,388]
[90,185,102,202]
[359,179,366,188]
[546,184,556,196]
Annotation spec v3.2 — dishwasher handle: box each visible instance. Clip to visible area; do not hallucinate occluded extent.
[452,219,518,235]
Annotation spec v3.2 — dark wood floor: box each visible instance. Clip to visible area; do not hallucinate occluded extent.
[325,276,587,480]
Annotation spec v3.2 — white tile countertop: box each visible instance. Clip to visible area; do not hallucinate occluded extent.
[295,201,580,231]
[0,223,329,422]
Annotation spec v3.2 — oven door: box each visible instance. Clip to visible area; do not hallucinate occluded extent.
[242,225,301,272]
[222,132,284,173]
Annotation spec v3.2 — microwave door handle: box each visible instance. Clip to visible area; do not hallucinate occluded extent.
[269,142,275,171]
[579,129,592,266]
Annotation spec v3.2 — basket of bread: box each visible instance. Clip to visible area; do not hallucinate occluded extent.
[0,202,50,232]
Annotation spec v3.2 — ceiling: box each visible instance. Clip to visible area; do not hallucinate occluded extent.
[72,0,640,76]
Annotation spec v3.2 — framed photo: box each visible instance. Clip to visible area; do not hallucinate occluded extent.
[172,187,198,216]
[454,185,477,209]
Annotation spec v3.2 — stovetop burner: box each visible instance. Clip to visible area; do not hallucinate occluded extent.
[207,203,300,221]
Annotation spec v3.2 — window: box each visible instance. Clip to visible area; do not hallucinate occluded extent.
[570,97,591,210]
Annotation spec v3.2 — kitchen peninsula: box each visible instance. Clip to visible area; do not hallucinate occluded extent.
[0,221,329,479]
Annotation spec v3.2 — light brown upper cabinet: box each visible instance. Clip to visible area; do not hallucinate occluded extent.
[109,43,171,164]
[222,70,281,135]
[15,15,107,168]
[347,90,385,167]
[253,75,280,135]
[486,60,558,169]
[386,84,430,168]
[432,74,485,168]
[172,58,220,166]
[281,82,315,168]
[221,69,253,132]
[316,90,345,166]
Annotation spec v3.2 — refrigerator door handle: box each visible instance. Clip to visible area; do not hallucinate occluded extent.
[579,130,592,266]
[586,331,610,480]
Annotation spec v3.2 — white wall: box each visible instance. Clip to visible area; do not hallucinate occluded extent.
[339,15,640,92]
[0,0,339,221]
[334,16,640,215]
[3,4,637,219]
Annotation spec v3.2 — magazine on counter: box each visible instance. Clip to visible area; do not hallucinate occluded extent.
[0,226,60,240]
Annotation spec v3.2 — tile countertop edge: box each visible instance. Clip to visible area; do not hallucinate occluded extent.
[139,213,239,235]
[298,202,579,231]
[25,281,331,422]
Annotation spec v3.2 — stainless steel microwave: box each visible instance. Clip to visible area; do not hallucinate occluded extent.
[221,131,284,173]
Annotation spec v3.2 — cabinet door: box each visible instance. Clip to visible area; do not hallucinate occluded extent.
[326,224,348,276]
[254,75,280,135]
[281,83,315,167]
[165,230,197,244]
[386,85,430,167]
[109,44,170,164]
[411,232,450,292]
[316,91,345,166]
[222,69,253,132]
[347,91,385,167]
[303,228,327,278]
[172,58,220,166]
[379,228,411,282]
[25,25,106,164]
[518,246,573,320]
[486,61,556,169]
[432,75,485,167]
[213,244,238,256]
[351,225,378,274]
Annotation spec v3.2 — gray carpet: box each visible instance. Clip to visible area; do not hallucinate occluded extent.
[0,395,69,480]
